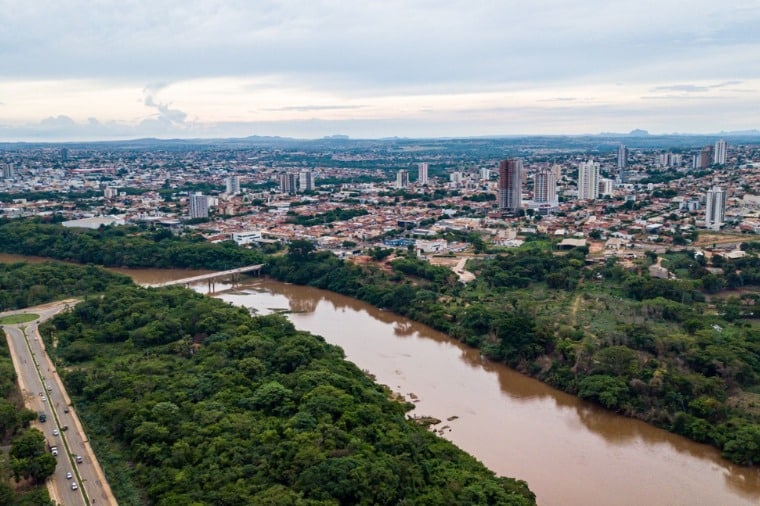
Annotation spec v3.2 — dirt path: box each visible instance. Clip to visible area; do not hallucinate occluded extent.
[570,293,581,326]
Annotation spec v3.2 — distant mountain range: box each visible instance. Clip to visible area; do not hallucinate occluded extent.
[1,130,759,154]
[598,128,760,137]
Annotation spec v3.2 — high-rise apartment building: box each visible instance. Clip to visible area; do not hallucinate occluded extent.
[395,169,409,189]
[418,162,429,185]
[2,164,14,179]
[225,175,240,196]
[705,186,726,231]
[551,164,562,181]
[534,167,557,206]
[713,139,727,165]
[189,193,209,219]
[279,173,297,195]
[697,146,714,170]
[498,159,523,212]
[449,171,464,185]
[656,153,682,168]
[598,178,614,197]
[617,144,627,170]
[577,160,600,200]
[299,170,314,192]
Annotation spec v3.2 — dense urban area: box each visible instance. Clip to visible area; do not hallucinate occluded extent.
[1,135,758,257]
[3,133,760,505]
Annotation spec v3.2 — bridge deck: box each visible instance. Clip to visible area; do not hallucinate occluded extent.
[146,264,264,288]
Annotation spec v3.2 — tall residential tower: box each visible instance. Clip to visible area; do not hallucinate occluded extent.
[418,162,429,185]
[534,167,558,207]
[705,186,726,231]
[577,160,600,200]
[713,139,727,165]
[498,159,523,212]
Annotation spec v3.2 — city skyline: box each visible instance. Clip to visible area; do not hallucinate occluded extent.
[1,1,758,141]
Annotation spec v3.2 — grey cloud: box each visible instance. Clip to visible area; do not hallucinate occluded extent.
[264,105,365,112]
[2,1,759,89]
[651,84,711,93]
[1,1,759,141]
[537,97,577,102]
[640,95,723,100]
[651,81,744,93]
[0,93,757,142]
[710,81,742,88]
[40,115,78,127]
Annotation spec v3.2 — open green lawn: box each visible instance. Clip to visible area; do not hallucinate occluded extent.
[0,313,39,324]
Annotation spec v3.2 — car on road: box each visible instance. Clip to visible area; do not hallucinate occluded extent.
[76,455,83,464]
[66,471,72,479]
[71,482,78,491]
[46,384,52,391]
[53,429,59,436]
[63,407,69,413]
[50,446,58,456]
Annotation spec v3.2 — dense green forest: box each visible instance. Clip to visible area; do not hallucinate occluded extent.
[268,242,760,466]
[0,219,264,270]
[3,218,760,466]
[0,327,55,505]
[0,262,132,311]
[41,286,534,505]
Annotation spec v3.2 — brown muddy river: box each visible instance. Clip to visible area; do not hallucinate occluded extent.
[214,279,760,506]
[3,254,759,505]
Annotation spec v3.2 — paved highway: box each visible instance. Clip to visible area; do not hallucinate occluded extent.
[2,301,116,506]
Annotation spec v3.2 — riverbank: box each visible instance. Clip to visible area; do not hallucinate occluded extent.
[3,251,760,505]
[214,278,760,506]
[1,221,759,465]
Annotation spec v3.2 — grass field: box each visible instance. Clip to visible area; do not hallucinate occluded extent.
[0,313,39,324]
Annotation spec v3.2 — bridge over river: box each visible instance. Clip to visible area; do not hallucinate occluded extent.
[145,264,264,292]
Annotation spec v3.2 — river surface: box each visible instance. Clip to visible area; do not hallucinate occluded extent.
[4,254,760,506]
[210,279,760,506]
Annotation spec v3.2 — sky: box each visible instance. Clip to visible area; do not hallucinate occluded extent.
[1,0,759,141]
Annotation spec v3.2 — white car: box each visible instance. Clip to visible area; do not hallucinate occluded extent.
[71,482,78,491]
[41,395,47,402]
[53,429,59,436]
[66,471,72,479]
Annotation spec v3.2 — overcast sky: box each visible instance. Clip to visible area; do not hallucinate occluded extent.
[1,0,758,141]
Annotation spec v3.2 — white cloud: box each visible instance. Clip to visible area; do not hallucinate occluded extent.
[0,1,758,139]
